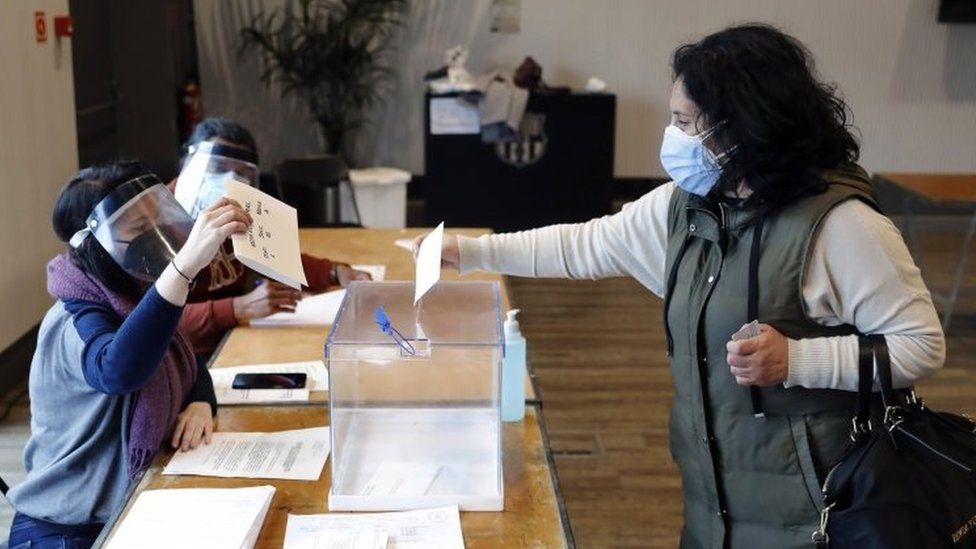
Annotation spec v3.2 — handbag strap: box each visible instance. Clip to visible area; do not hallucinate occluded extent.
[747,211,766,418]
[869,333,899,406]
[854,334,902,436]
[854,335,876,435]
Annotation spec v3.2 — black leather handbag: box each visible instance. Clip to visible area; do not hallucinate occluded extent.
[815,334,976,548]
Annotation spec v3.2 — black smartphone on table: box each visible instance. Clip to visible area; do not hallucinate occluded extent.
[231,373,307,390]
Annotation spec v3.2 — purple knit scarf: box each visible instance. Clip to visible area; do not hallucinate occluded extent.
[46,254,197,479]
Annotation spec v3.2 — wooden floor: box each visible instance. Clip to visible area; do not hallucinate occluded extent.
[508,228,976,549]
[2,229,976,548]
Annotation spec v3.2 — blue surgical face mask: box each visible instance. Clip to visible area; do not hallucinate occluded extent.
[191,171,237,217]
[659,124,732,197]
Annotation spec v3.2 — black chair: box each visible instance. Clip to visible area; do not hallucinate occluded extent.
[275,156,362,227]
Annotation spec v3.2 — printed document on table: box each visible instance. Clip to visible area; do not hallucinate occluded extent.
[106,485,275,549]
[415,222,444,304]
[251,264,385,327]
[283,529,388,549]
[284,505,464,549]
[162,427,330,480]
[226,179,308,290]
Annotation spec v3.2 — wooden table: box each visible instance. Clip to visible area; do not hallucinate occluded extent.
[96,406,570,548]
[95,228,569,547]
[209,229,538,403]
[875,173,976,330]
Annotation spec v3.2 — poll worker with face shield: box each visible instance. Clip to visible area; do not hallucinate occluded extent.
[415,25,945,548]
[169,118,372,358]
[6,161,252,547]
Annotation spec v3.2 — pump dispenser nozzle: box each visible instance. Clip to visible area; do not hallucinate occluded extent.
[504,309,521,335]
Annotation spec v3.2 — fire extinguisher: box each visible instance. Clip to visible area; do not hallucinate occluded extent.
[179,80,204,141]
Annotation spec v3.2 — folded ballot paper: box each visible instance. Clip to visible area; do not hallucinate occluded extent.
[225,179,307,290]
[250,265,386,327]
[106,485,275,549]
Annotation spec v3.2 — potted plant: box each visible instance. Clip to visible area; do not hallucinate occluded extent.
[240,0,407,164]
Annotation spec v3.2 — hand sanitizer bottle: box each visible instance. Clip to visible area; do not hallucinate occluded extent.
[502,309,526,422]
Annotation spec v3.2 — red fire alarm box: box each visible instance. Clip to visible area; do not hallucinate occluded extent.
[34,11,47,43]
[54,16,73,38]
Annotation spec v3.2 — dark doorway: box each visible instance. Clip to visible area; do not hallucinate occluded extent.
[69,0,199,179]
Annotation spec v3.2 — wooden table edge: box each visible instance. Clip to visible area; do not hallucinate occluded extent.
[535,403,576,548]
[93,403,572,548]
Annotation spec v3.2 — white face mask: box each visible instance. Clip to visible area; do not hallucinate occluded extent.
[659,124,732,197]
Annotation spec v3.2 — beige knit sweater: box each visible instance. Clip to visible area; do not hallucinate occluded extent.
[458,182,945,391]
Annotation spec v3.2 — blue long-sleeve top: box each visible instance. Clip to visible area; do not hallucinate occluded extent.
[62,285,216,413]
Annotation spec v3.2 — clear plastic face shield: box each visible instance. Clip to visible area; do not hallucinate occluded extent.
[69,175,194,282]
[174,140,259,218]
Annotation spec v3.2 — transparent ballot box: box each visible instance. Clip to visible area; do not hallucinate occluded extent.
[326,281,504,511]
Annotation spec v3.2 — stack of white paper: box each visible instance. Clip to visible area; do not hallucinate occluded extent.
[162,427,330,480]
[211,360,327,405]
[226,180,308,290]
[284,505,464,549]
[106,485,276,549]
[251,265,386,327]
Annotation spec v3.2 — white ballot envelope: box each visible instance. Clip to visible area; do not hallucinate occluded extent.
[415,222,445,304]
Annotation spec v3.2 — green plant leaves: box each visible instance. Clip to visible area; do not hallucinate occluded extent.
[239,0,408,162]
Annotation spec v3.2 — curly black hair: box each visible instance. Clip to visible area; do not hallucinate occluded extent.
[672,24,860,207]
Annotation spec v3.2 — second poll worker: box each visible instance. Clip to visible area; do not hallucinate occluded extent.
[418,24,945,548]
[170,118,372,357]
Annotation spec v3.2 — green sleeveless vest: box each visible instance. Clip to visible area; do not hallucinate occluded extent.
[664,164,877,548]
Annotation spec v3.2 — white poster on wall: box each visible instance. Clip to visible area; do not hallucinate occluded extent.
[429,97,480,135]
